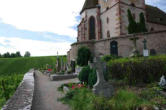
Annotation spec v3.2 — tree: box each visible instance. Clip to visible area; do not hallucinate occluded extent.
[139,12,147,33]
[16,51,21,57]
[128,9,137,34]
[24,51,31,57]
[77,46,92,66]
[3,52,10,58]
[10,53,16,58]
[128,10,147,34]
[0,53,2,58]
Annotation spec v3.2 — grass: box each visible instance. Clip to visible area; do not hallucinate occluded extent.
[60,88,154,110]
[0,56,65,109]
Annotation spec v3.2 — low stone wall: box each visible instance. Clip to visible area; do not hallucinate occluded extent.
[50,74,78,81]
[2,69,35,110]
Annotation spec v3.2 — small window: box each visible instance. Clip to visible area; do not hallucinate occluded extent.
[107,17,109,24]
[107,31,110,38]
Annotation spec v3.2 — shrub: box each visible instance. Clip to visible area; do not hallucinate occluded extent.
[88,69,97,88]
[77,46,91,66]
[78,66,97,87]
[78,66,91,84]
[102,55,120,62]
[107,55,166,85]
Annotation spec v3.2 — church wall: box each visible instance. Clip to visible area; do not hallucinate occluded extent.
[100,4,120,38]
[85,8,98,40]
[147,22,166,32]
[120,3,146,35]
[99,0,119,13]
[68,31,166,64]
[94,31,166,57]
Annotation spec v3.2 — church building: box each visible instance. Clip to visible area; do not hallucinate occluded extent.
[67,0,166,63]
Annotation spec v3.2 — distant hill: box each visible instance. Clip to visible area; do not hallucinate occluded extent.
[0,56,66,75]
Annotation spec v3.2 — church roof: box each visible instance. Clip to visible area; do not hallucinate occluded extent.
[146,5,166,25]
[80,0,98,14]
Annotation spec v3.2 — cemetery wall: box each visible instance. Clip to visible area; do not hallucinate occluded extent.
[2,70,35,110]
[68,30,166,63]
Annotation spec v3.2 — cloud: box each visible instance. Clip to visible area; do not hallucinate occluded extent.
[145,0,166,12]
[0,0,85,38]
[0,20,76,43]
[0,37,71,56]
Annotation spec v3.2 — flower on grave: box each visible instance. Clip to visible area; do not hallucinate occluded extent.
[48,69,52,72]
[72,85,76,89]
[77,84,84,88]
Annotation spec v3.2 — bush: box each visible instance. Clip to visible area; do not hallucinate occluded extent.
[78,66,97,87]
[102,55,120,62]
[107,55,166,85]
[77,46,91,66]
[78,66,91,84]
[88,69,97,88]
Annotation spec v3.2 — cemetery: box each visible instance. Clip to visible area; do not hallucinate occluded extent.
[0,0,166,109]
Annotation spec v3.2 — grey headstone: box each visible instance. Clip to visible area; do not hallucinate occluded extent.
[92,58,114,98]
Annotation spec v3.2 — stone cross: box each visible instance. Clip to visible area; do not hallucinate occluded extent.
[92,57,114,98]
[143,39,147,49]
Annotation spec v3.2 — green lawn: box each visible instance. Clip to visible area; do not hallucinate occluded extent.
[0,56,65,109]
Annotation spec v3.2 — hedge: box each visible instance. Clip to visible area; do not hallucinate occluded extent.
[107,55,166,85]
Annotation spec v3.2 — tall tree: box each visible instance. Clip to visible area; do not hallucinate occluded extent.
[16,51,21,57]
[139,12,147,33]
[24,51,31,57]
[127,9,137,34]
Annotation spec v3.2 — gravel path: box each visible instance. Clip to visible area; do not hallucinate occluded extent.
[32,71,79,110]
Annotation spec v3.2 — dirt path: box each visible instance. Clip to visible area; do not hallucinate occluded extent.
[32,71,79,110]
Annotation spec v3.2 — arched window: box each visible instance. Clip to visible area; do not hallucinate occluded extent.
[107,31,110,38]
[89,16,96,40]
[110,41,118,56]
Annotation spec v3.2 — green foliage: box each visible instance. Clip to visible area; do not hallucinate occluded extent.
[0,74,24,109]
[60,88,153,110]
[24,51,31,57]
[0,56,61,108]
[102,55,120,62]
[88,69,97,88]
[127,10,147,34]
[78,66,97,87]
[78,66,91,84]
[60,88,95,110]
[140,87,166,107]
[77,46,91,66]
[109,90,151,110]
[139,12,147,33]
[128,9,137,34]
[107,55,166,85]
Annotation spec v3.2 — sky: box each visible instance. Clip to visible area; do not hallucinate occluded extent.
[0,0,165,56]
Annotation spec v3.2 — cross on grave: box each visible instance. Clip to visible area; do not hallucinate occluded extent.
[92,57,114,98]
[143,39,147,49]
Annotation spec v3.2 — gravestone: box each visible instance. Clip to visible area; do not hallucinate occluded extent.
[71,60,76,73]
[56,57,61,72]
[92,57,114,98]
[159,75,166,90]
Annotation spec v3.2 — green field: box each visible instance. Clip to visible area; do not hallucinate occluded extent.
[0,56,64,108]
